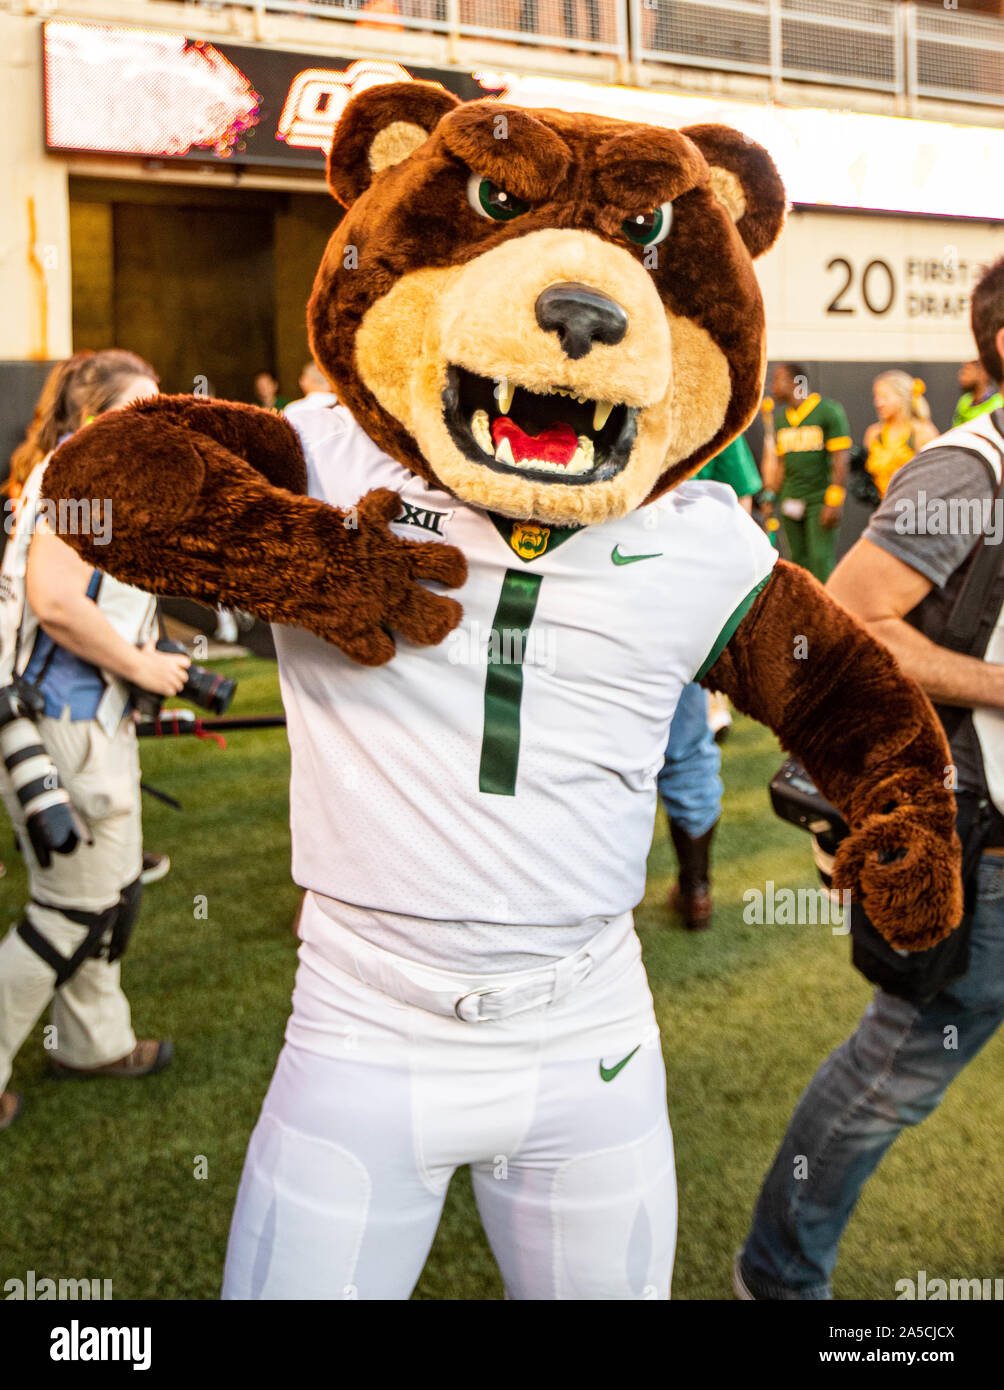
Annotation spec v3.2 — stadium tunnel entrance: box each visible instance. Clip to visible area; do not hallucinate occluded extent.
[68,177,338,408]
[64,176,341,654]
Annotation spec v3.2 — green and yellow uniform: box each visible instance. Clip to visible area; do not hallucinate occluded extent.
[774,392,851,582]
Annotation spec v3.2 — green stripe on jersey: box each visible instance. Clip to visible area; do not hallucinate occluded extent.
[479,569,543,796]
[694,572,773,683]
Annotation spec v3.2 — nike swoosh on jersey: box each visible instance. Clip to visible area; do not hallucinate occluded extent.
[599,1045,641,1082]
[611,545,663,565]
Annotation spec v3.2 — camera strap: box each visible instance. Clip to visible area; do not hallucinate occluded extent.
[930,417,1004,784]
[140,780,182,811]
[17,902,117,987]
[940,412,1004,657]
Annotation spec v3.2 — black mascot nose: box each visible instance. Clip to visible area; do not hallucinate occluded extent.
[534,282,629,360]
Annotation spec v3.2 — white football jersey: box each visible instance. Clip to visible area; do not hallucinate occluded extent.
[276,406,777,927]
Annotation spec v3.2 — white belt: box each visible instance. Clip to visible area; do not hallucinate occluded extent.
[306,896,631,1024]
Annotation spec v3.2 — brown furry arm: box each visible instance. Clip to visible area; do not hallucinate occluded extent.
[42,396,466,666]
[123,395,310,494]
[703,559,962,950]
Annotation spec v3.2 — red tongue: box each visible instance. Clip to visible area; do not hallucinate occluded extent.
[491,416,579,466]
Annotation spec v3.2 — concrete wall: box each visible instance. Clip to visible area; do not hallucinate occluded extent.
[0,12,72,477]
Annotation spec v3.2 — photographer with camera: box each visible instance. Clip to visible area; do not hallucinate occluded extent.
[735,258,1004,1299]
[0,351,188,1132]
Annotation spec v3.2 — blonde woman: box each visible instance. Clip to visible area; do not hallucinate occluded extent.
[864,372,940,499]
[0,351,188,1132]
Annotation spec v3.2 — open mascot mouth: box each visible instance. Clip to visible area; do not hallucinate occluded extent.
[443,366,639,486]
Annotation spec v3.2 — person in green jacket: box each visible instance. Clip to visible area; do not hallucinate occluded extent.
[953,358,1003,427]
[693,432,762,501]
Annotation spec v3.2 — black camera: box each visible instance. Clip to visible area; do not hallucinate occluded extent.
[129,639,237,720]
[0,681,82,867]
[769,757,849,889]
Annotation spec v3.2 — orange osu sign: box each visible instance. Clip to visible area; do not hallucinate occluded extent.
[277,60,450,154]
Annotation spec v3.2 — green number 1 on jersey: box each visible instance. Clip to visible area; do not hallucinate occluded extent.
[479,569,543,796]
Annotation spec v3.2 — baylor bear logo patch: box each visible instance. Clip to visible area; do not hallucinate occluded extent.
[489,515,581,563]
[509,523,551,560]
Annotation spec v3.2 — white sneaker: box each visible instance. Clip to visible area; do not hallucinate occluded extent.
[708,690,733,742]
[732,1253,757,1301]
[214,609,239,644]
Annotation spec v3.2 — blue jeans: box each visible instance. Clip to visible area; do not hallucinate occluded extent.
[656,682,722,838]
[738,853,1004,1299]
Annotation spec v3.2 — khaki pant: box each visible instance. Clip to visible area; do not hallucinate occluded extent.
[0,711,142,1092]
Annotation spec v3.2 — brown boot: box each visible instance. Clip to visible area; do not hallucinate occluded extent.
[49,1039,173,1080]
[0,1090,23,1131]
[668,820,717,931]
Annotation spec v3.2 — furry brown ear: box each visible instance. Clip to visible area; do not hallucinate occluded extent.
[326,81,462,207]
[682,124,786,259]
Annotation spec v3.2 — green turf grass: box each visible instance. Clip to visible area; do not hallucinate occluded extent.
[1,662,1000,1299]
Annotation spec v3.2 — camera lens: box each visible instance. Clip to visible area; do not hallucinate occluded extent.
[155,638,237,715]
[0,687,80,868]
[182,667,236,716]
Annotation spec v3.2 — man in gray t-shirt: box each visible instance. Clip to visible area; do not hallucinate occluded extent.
[737,409,1004,1301]
[736,251,1004,1303]
[868,444,995,586]
[863,431,1004,812]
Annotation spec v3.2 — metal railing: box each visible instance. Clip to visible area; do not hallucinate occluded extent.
[630,0,904,92]
[906,4,1004,107]
[258,0,626,53]
[191,1,1004,106]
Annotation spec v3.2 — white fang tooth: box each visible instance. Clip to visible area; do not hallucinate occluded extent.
[470,409,493,456]
[593,400,614,431]
[496,379,514,415]
[495,436,516,466]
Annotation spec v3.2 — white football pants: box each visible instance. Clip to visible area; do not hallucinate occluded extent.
[222,896,677,1300]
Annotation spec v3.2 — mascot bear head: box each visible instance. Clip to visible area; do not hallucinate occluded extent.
[308,83,786,528]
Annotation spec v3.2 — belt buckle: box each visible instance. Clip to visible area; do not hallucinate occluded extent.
[454,987,502,1023]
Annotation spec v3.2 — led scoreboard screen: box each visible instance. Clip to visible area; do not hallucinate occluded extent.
[42,19,497,168]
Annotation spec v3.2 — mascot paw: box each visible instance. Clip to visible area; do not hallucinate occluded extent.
[323,488,468,665]
[832,810,963,950]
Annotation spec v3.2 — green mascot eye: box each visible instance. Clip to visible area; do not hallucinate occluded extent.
[466,173,530,222]
[622,202,673,247]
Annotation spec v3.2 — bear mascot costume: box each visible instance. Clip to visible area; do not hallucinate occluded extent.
[44,85,962,1300]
